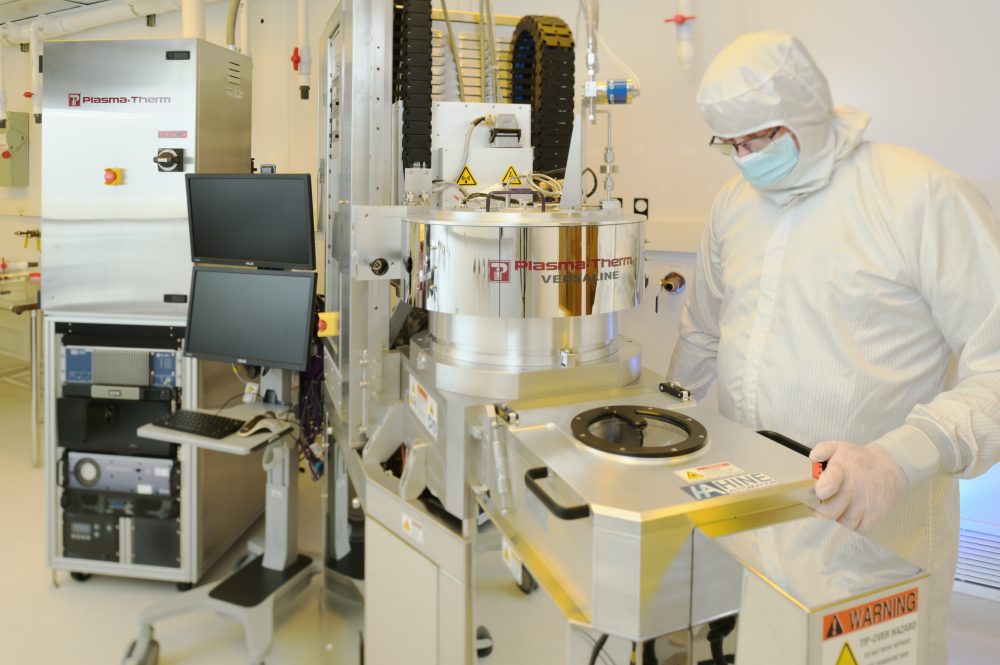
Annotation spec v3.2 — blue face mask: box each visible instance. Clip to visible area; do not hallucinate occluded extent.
[733,132,800,189]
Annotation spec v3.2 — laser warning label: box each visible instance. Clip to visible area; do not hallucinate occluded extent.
[821,587,919,665]
[674,461,744,483]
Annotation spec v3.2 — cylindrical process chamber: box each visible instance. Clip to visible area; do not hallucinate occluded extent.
[428,313,619,369]
[402,208,644,370]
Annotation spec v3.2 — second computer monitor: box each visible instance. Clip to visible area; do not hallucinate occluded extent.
[186,173,315,270]
[184,267,316,372]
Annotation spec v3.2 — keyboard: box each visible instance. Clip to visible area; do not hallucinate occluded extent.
[154,410,244,439]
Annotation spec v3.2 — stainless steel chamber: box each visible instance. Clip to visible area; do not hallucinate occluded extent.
[403,208,643,370]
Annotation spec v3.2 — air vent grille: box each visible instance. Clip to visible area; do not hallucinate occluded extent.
[956,527,1000,590]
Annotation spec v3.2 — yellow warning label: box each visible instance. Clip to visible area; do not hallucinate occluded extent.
[402,518,411,532]
[686,471,705,480]
[501,165,522,186]
[835,643,858,665]
[456,166,478,186]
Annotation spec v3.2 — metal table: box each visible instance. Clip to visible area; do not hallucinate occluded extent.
[0,278,41,467]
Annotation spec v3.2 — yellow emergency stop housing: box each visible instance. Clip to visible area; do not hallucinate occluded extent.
[317,311,340,337]
[104,167,125,186]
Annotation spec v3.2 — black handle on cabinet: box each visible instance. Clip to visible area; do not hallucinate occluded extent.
[524,467,590,520]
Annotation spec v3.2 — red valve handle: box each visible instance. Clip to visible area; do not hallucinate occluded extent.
[290,47,301,71]
[23,91,34,98]
[664,14,696,25]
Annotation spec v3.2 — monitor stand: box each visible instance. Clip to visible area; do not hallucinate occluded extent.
[260,367,296,406]
[123,428,318,665]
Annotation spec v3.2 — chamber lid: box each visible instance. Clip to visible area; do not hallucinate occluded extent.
[571,405,708,458]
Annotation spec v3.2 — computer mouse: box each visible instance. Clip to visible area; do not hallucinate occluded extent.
[237,411,277,437]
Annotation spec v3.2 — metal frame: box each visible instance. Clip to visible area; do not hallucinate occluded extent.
[44,312,263,585]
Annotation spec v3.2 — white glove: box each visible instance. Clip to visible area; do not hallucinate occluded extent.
[809,441,908,534]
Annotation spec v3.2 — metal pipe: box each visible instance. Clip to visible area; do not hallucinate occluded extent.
[28,24,41,123]
[483,0,500,102]
[181,0,205,40]
[439,0,466,102]
[1,1,226,44]
[0,33,7,129]
[296,0,312,99]
[239,0,250,56]
[603,109,615,202]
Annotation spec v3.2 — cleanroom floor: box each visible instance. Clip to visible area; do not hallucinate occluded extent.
[0,362,997,664]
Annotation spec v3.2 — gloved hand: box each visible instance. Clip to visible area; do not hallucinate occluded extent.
[809,441,908,534]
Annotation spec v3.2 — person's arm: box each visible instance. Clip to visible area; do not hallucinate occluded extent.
[812,169,1000,532]
[874,172,1000,484]
[667,195,726,400]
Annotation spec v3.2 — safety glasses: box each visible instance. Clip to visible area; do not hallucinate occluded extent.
[709,127,782,156]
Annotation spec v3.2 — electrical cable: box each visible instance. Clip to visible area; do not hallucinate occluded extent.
[576,631,616,665]
[706,616,737,665]
[483,0,500,101]
[225,0,241,49]
[583,167,598,198]
[596,30,640,87]
[453,116,487,183]
[213,392,251,415]
[588,634,609,665]
[438,0,466,102]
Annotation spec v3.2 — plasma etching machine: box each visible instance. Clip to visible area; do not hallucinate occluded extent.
[318,2,930,665]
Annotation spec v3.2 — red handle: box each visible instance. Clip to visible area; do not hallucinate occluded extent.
[290,47,301,71]
[664,14,696,25]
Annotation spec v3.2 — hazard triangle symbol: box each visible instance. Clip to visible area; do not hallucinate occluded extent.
[835,642,859,665]
[501,165,522,185]
[825,614,844,639]
[456,166,477,186]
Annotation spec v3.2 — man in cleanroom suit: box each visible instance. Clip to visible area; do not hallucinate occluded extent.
[668,31,1000,663]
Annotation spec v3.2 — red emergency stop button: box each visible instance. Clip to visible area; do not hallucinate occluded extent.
[104,168,124,186]
[317,312,339,337]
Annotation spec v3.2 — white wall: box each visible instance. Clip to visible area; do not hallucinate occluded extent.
[0,0,332,265]
[1,0,998,299]
[570,0,1000,235]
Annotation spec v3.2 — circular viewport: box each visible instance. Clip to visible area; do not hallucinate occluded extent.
[571,405,707,459]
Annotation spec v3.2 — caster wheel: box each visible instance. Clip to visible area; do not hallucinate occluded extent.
[176,582,193,592]
[123,638,160,665]
[516,567,538,595]
[70,572,92,582]
[476,626,493,658]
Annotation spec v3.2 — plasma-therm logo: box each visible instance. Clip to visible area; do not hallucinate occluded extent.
[68,93,172,107]
[488,260,511,283]
[488,257,633,283]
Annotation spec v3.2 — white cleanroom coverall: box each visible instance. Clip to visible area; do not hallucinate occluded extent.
[669,31,1000,664]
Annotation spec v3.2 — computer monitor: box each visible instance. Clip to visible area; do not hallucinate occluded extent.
[184,267,316,372]
[186,174,316,270]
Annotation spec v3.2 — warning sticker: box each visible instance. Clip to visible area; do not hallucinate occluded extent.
[456,165,478,186]
[408,375,439,439]
[834,643,859,665]
[821,587,919,665]
[674,461,745,483]
[501,538,524,587]
[679,472,779,501]
[501,165,522,185]
[401,513,425,545]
